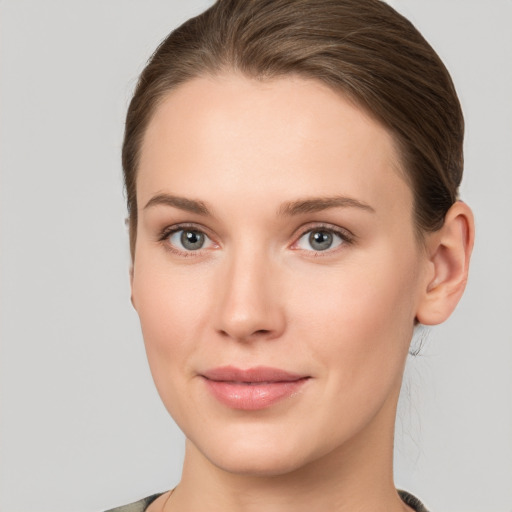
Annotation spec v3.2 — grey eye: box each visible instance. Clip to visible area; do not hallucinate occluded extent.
[296,229,343,252]
[169,229,208,251]
[309,231,333,251]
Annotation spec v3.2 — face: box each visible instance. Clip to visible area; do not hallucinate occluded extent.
[131,74,430,476]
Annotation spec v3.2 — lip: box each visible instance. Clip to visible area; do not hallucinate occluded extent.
[200,366,310,410]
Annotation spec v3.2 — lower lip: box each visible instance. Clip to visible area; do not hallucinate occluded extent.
[203,378,309,410]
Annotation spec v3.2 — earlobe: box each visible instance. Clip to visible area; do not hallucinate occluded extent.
[416,201,475,325]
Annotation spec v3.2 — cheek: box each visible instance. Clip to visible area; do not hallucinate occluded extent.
[290,249,420,384]
[134,274,193,351]
[280,252,421,449]
[131,255,213,401]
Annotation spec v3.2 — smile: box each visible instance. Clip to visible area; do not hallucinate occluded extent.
[201,366,310,410]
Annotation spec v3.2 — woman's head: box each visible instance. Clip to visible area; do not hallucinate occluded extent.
[125,0,473,479]
[123,0,464,259]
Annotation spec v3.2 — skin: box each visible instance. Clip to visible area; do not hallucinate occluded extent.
[130,74,474,512]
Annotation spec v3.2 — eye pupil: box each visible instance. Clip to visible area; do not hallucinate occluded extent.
[180,230,205,250]
[309,231,333,251]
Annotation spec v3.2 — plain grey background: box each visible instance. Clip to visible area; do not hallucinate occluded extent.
[1,1,511,511]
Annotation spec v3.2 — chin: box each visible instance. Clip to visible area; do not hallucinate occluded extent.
[185,421,340,478]
[205,443,311,477]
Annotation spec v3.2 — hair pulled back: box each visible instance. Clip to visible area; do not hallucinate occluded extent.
[123,0,464,258]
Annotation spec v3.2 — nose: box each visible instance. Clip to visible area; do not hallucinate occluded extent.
[214,248,286,342]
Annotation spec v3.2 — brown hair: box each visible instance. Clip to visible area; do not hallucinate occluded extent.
[123,0,464,258]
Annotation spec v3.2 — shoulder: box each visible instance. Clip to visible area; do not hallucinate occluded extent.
[398,490,430,512]
[104,493,164,512]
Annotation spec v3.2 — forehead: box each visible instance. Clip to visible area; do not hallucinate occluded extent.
[137,73,412,218]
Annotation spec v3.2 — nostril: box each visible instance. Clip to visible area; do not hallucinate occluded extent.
[218,328,273,340]
[254,329,271,336]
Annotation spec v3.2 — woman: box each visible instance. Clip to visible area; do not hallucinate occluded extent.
[110,0,474,510]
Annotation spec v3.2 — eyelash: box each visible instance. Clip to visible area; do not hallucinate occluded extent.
[292,223,355,256]
[157,223,216,257]
[157,222,355,257]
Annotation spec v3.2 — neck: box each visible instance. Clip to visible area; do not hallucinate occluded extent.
[167,390,410,512]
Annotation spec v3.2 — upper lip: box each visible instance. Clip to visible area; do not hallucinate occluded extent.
[201,366,308,383]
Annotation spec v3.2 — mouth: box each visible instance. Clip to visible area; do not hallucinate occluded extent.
[200,366,311,410]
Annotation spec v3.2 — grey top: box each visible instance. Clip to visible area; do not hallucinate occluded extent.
[105,493,162,512]
[105,489,429,512]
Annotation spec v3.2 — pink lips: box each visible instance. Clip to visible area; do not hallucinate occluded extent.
[201,366,309,410]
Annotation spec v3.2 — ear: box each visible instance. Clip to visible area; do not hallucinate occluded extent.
[127,216,138,310]
[416,201,475,325]
[129,263,137,310]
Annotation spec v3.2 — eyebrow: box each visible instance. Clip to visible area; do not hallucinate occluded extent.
[143,193,375,217]
[278,196,375,216]
[144,194,211,215]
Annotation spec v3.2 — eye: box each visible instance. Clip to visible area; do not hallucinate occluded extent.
[167,228,215,252]
[295,228,346,252]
